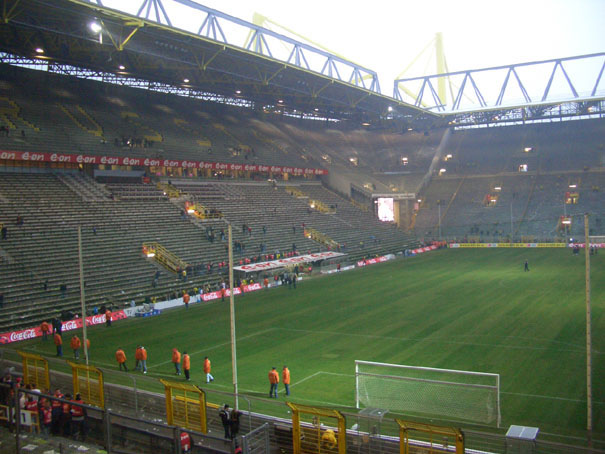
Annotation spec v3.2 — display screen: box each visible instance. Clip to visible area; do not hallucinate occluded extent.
[376,198,394,222]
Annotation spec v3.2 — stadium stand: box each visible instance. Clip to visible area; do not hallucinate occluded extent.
[414,121,605,241]
[1,62,604,331]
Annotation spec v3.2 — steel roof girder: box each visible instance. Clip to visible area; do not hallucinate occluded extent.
[198,14,227,43]
[542,60,578,102]
[136,0,171,27]
[592,60,605,97]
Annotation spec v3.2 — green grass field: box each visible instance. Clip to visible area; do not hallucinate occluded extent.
[19,248,605,439]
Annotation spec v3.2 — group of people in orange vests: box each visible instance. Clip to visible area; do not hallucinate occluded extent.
[114,347,214,383]
[268,366,290,398]
[114,346,148,374]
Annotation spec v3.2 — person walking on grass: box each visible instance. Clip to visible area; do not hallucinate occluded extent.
[524,259,529,272]
[70,335,81,360]
[115,348,127,371]
[183,351,191,381]
[204,356,214,383]
[54,333,63,357]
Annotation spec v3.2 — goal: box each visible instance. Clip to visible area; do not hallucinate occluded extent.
[355,360,500,427]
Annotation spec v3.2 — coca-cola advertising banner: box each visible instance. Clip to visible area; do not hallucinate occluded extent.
[410,245,438,254]
[0,311,127,344]
[0,150,328,175]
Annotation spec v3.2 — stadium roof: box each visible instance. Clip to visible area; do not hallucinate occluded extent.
[0,0,441,127]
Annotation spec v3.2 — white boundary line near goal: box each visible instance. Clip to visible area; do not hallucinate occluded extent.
[290,371,351,389]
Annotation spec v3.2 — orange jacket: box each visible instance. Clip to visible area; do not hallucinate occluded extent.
[268,369,279,384]
[53,333,62,346]
[86,339,90,350]
[183,293,190,304]
[140,347,147,360]
[183,354,190,371]
[172,349,181,364]
[70,336,81,350]
[115,349,126,363]
[282,367,290,385]
[40,321,50,333]
[203,358,211,373]
[135,347,143,360]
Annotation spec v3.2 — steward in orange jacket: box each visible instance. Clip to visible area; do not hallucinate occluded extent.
[172,348,182,375]
[116,348,127,371]
[40,321,50,340]
[135,346,148,373]
[70,335,81,359]
[54,333,63,357]
[183,352,191,381]
[268,367,279,398]
[282,366,291,396]
[203,357,214,383]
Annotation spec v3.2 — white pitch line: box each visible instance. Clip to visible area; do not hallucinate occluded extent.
[278,327,594,355]
[291,371,352,388]
[149,327,277,369]
[502,391,605,405]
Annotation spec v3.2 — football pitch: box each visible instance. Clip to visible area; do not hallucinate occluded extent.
[22,248,605,438]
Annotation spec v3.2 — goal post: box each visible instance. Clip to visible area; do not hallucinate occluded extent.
[355,360,500,427]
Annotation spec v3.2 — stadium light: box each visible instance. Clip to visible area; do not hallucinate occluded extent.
[569,184,577,188]
[89,21,102,34]
[35,47,44,54]
[524,147,533,152]
[388,106,393,112]
[183,78,190,83]
[118,65,126,70]
[235,90,241,94]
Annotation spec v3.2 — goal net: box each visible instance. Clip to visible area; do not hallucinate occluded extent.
[355,361,500,427]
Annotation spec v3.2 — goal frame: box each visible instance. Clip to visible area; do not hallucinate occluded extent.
[355,360,501,427]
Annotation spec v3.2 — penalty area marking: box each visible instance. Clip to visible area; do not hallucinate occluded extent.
[290,371,353,388]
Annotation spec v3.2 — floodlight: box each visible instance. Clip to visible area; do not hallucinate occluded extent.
[35,47,44,54]
[118,65,125,70]
[235,90,241,94]
[387,106,393,112]
[183,78,190,83]
[89,21,102,33]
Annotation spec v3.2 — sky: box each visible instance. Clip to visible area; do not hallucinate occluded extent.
[100,0,605,108]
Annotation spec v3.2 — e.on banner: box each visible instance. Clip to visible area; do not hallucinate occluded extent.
[0,150,328,175]
[0,310,127,344]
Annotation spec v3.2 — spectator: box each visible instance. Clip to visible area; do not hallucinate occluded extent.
[219,404,231,439]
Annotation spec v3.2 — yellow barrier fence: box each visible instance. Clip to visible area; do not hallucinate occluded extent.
[397,420,464,454]
[287,402,346,454]
[68,362,104,408]
[18,351,50,391]
[161,380,207,433]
